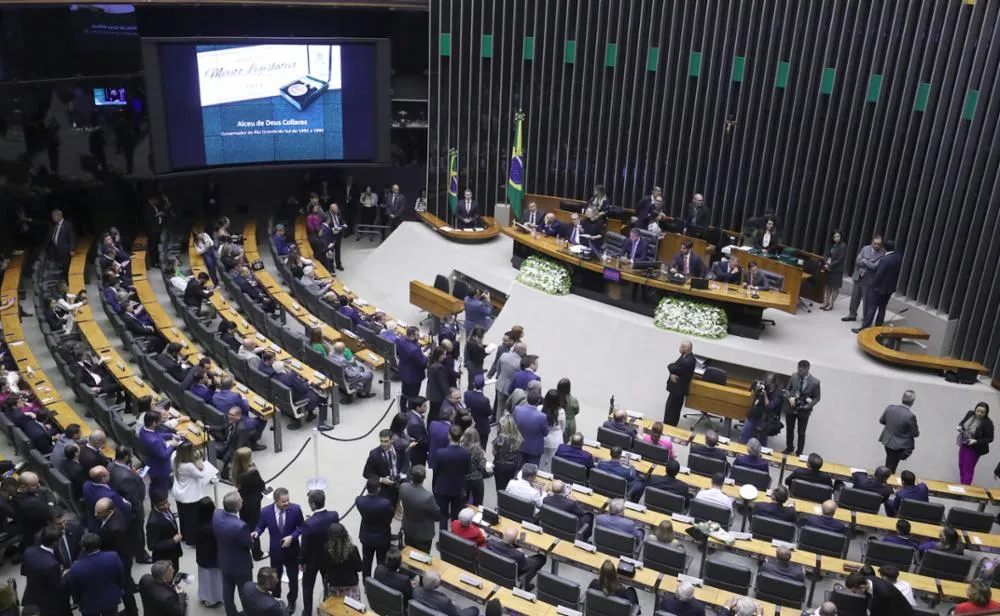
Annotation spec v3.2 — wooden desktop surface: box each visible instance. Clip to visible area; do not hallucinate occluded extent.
[858,326,989,375]
[417,211,502,241]
[409,280,464,319]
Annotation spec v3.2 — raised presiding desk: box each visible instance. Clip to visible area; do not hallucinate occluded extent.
[858,326,989,380]
[416,211,502,243]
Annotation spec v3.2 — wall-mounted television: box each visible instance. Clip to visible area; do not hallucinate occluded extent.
[93,87,128,106]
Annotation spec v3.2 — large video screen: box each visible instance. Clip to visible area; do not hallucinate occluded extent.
[143,38,390,173]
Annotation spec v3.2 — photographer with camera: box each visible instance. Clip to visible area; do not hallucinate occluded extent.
[782,360,821,456]
[741,373,783,446]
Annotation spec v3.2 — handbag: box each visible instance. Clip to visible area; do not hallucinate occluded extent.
[760,414,784,437]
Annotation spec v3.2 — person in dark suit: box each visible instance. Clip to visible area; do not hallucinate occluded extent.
[659,581,706,616]
[782,359,821,456]
[803,500,848,534]
[855,238,903,332]
[211,408,263,475]
[271,359,322,426]
[851,466,894,512]
[844,571,914,615]
[146,491,183,572]
[82,466,133,526]
[513,389,549,466]
[554,433,596,469]
[398,465,440,553]
[456,189,481,229]
[595,447,646,503]
[21,526,72,616]
[732,437,770,473]
[109,447,151,564]
[385,184,408,233]
[751,486,797,524]
[48,507,85,567]
[412,570,479,616]
[742,261,773,290]
[520,201,543,227]
[404,397,431,467]
[878,390,919,472]
[396,326,428,399]
[621,228,649,263]
[432,424,471,529]
[363,429,408,507]
[487,526,547,590]
[355,477,395,578]
[293,489,340,616]
[464,374,492,449]
[541,212,569,239]
[138,412,180,495]
[183,273,213,314]
[214,491,254,616]
[634,187,662,224]
[691,429,728,464]
[239,567,286,616]
[155,343,187,382]
[602,409,639,438]
[758,546,805,582]
[20,413,55,454]
[670,239,707,277]
[93,497,138,616]
[66,532,124,616]
[753,218,781,254]
[784,452,834,489]
[427,405,453,467]
[137,560,188,616]
[63,444,87,501]
[373,548,416,603]
[542,480,594,538]
[253,488,304,612]
[48,208,75,271]
[711,259,742,284]
[664,340,696,426]
[886,470,929,517]
[684,193,711,230]
[883,519,921,550]
[647,459,693,506]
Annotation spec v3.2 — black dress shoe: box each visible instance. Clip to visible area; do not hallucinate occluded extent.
[840,315,856,322]
[336,265,345,271]
[251,443,267,452]
[782,448,794,455]
[136,553,153,564]
[851,327,862,334]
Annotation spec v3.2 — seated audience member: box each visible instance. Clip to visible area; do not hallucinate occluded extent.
[851,465,893,512]
[272,224,291,256]
[733,438,770,473]
[884,518,920,549]
[621,228,649,263]
[954,581,1000,614]
[237,337,263,370]
[691,429,728,463]
[595,498,645,548]
[449,507,485,547]
[711,259,742,284]
[886,469,929,517]
[742,260,773,290]
[843,571,913,615]
[917,525,964,555]
[724,596,766,616]
[542,480,594,538]
[693,473,733,511]
[155,343,188,382]
[880,564,916,608]
[329,342,375,399]
[412,570,479,616]
[188,368,216,403]
[486,526,547,590]
[541,213,566,238]
[520,201,542,227]
[759,546,805,582]
[379,320,399,344]
[670,239,707,277]
[646,458,693,506]
[217,319,240,352]
[211,407,264,475]
[752,486,796,523]
[337,296,366,328]
[595,446,645,502]
[588,559,640,606]
[803,500,848,534]
[602,409,638,438]
[641,421,676,459]
[211,376,266,446]
[659,581,706,616]
[554,433,595,469]
[373,548,415,603]
[271,360,322,424]
[784,453,834,488]
[649,520,685,551]
[71,343,121,398]
[504,463,545,509]
[183,272,213,315]
[166,256,191,294]
[301,265,332,296]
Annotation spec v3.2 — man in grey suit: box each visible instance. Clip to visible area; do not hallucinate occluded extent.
[495,342,526,414]
[879,390,919,473]
[398,465,440,553]
[782,360,821,456]
[758,546,805,582]
[842,234,885,322]
[594,499,644,552]
[412,570,479,616]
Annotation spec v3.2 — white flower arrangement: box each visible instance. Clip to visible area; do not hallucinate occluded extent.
[653,296,728,339]
[516,256,572,295]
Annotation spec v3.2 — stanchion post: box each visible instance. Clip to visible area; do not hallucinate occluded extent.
[272,405,284,454]
[383,363,391,401]
[330,389,341,426]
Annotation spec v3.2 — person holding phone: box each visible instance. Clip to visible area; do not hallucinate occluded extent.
[138,560,188,616]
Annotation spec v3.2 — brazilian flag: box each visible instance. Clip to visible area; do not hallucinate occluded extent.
[507,111,525,218]
[448,149,459,216]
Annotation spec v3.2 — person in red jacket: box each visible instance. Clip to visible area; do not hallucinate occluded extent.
[449,507,485,547]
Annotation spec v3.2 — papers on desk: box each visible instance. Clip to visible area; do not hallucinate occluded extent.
[343,596,367,612]
[568,245,587,254]
[971,535,983,545]
[556,607,583,616]
[462,228,475,233]
[440,226,454,232]
[8,341,23,347]
[408,551,431,564]
[948,485,967,494]
[677,574,703,587]
[849,467,866,475]
[771,539,797,550]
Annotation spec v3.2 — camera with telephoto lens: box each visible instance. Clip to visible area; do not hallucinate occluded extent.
[228,234,245,245]
[750,380,766,395]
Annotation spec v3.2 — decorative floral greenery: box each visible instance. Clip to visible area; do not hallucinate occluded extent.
[653,296,728,339]
[516,256,572,295]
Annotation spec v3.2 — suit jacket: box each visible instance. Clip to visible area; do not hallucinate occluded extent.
[804,514,847,534]
[295,509,340,569]
[879,404,918,451]
[464,390,492,436]
[82,481,132,523]
[399,483,440,544]
[667,353,696,396]
[212,389,251,415]
[395,337,427,384]
[425,364,450,404]
[496,351,522,396]
[783,373,821,414]
[427,420,451,468]
[867,575,914,615]
[595,460,640,490]
[255,503,304,557]
[646,475,692,505]
[183,278,210,308]
[759,560,805,583]
[363,445,409,483]
[139,428,175,481]
[49,219,75,258]
[44,518,84,567]
[457,199,480,220]
[508,369,540,394]
[554,444,595,469]
[463,296,492,331]
[67,550,124,614]
[602,419,638,438]
[742,270,773,290]
[240,581,286,616]
[622,237,650,261]
[374,565,414,601]
[671,252,707,277]
[543,493,588,521]
[21,545,71,615]
[595,513,644,544]
[486,536,534,572]
[851,472,893,507]
[752,502,797,524]
[690,443,727,463]
[433,444,471,497]
[733,454,769,473]
[520,209,543,227]
[138,573,187,616]
[386,192,408,217]
[658,595,707,616]
[513,404,550,456]
[94,510,133,570]
[686,203,711,228]
[413,586,466,616]
[213,509,253,582]
[872,251,903,296]
[155,352,186,382]
[711,261,742,283]
[887,483,929,517]
[23,419,54,454]
[784,467,833,488]
[146,509,183,564]
[108,461,146,511]
[355,493,395,547]
[12,492,55,550]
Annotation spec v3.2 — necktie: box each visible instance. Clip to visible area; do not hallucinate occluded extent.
[631,241,637,260]
[799,376,807,397]
[53,221,62,244]
[530,212,535,224]
[278,509,285,535]
[572,226,579,244]
[684,255,690,274]
[60,536,71,564]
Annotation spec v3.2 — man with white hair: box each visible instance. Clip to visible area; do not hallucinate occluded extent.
[329,341,375,398]
[237,336,262,370]
[504,463,544,509]
[449,507,485,547]
[486,526,547,591]
[685,192,710,230]
[412,569,479,616]
[379,319,399,344]
[595,498,645,547]
[878,389,919,473]
[724,595,763,616]
[302,265,332,296]
[271,359,325,428]
[659,580,706,615]
[807,601,838,616]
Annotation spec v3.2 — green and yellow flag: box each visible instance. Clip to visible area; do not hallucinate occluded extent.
[507,111,525,218]
[448,149,459,216]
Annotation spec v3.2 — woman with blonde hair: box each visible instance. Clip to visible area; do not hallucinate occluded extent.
[324,522,363,600]
[492,410,524,494]
[461,427,488,506]
[171,444,217,546]
[231,447,266,560]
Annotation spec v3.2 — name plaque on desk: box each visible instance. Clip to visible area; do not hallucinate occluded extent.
[602,267,621,282]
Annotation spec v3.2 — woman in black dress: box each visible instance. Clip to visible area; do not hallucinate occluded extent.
[324,522,363,600]
[232,447,266,560]
[464,326,487,387]
[195,496,224,607]
[588,559,640,608]
[821,230,846,311]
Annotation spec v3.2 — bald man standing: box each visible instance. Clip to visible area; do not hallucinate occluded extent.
[385,183,408,236]
[664,340,696,426]
[94,497,139,616]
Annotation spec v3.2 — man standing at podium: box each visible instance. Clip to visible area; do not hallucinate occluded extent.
[664,340,696,426]
[456,189,480,229]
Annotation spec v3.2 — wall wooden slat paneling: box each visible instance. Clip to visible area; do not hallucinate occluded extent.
[428,0,1000,377]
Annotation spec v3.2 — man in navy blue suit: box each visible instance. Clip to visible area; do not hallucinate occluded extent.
[622,228,649,263]
[240,567,287,616]
[595,498,645,548]
[855,238,903,332]
[646,459,693,506]
[253,487,304,613]
[292,489,339,616]
[507,355,540,394]
[82,466,132,525]
[139,410,181,495]
[427,406,454,469]
[513,389,549,466]
[554,433,595,470]
[670,239,707,277]
[751,485,797,523]
[355,477,395,578]
[851,466,894,512]
[595,446,645,502]
[271,359,322,426]
[212,376,266,449]
[432,424,471,529]
[691,429,729,464]
[405,396,430,467]
[214,491,254,616]
[464,374,492,448]
[803,499,848,534]
[66,532,124,616]
[886,470,929,517]
[21,526,72,616]
[396,326,428,399]
[363,429,409,507]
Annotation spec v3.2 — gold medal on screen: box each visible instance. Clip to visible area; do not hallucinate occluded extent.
[279,45,333,110]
